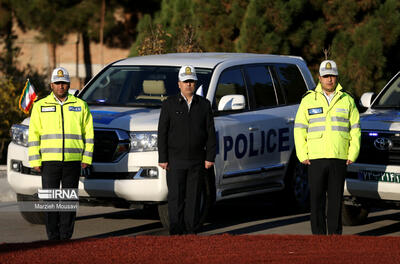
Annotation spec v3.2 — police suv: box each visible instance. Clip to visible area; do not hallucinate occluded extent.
[8,53,315,227]
[344,71,400,225]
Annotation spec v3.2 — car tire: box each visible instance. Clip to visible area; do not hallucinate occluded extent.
[16,193,46,225]
[342,203,369,226]
[282,157,310,212]
[157,168,215,232]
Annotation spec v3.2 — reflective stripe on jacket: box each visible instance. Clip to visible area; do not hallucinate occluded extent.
[294,83,361,162]
[28,93,94,167]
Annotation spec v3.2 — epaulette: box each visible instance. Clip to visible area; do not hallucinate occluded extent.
[302,90,314,98]
[33,97,44,103]
[341,89,355,99]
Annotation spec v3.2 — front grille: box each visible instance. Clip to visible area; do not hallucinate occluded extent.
[357,131,400,165]
[93,129,130,162]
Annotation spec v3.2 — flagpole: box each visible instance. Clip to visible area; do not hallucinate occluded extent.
[18,79,30,114]
[18,78,37,114]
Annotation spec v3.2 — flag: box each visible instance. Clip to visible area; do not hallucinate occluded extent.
[19,79,37,114]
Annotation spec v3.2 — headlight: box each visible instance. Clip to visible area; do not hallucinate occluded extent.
[129,132,158,152]
[10,124,29,147]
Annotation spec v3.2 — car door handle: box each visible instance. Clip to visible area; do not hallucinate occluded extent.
[286,118,295,124]
[249,127,259,131]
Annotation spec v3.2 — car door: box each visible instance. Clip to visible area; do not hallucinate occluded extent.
[213,66,268,190]
[242,64,287,185]
[269,63,310,167]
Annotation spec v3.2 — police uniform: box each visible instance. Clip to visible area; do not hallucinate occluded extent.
[28,68,94,240]
[294,61,361,234]
[158,66,216,235]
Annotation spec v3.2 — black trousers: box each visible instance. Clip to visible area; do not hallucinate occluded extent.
[308,159,346,235]
[41,161,81,240]
[166,163,204,235]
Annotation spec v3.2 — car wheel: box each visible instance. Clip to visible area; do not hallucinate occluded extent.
[16,193,46,225]
[342,203,369,226]
[157,169,215,232]
[283,158,310,212]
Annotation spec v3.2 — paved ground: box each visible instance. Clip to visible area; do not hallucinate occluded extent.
[0,166,16,202]
[1,166,400,243]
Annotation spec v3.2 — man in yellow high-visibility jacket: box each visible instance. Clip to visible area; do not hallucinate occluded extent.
[294,60,361,235]
[28,67,94,240]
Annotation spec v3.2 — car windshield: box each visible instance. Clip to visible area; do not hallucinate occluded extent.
[373,73,400,109]
[80,66,212,107]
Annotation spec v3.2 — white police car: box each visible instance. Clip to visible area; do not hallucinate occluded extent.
[8,53,315,227]
[344,71,400,225]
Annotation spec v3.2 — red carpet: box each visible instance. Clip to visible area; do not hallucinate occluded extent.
[1,234,399,263]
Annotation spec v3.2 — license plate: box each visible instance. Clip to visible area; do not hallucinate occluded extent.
[359,170,400,183]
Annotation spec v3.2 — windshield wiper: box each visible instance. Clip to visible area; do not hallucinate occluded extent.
[86,100,161,108]
[86,100,111,105]
[124,102,161,108]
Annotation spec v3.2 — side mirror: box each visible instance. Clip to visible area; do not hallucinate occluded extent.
[360,92,375,108]
[218,94,246,111]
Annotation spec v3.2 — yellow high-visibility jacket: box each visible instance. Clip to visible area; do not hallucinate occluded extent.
[294,83,361,162]
[28,93,94,167]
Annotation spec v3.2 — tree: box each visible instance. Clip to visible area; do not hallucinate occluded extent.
[135,16,171,56]
[329,0,400,96]
[0,78,25,162]
[0,0,21,76]
[233,0,400,97]
[134,0,196,55]
[131,0,249,54]
[4,0,400,99]
[176,25,202,52]
[72,0,162,82]
[131,0,203,56]
[12,0,109,84]
[193,0,248,52]
[236,0,312,54]
[107,0,162,49]
[12,0,75,70]
[66,0,101,84]
[156,0,196,52]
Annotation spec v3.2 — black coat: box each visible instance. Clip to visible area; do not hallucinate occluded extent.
[157,94,216,167]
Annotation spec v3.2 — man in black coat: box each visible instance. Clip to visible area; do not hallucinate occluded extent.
[158,65,216,235]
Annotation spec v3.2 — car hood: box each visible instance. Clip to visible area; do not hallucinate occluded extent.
[360,109,400,131]
[90,106,161,131]
[22,105,161,131]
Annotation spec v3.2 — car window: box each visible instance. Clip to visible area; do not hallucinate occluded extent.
[245,65,281,109]
[81,66,212,106]
[373,73,400,108]
[213,68,248,111]
[274,64,308,104]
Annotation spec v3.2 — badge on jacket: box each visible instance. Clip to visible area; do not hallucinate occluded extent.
[41,106,56,112]
[308,107,323,115]
[69,106,81,112]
